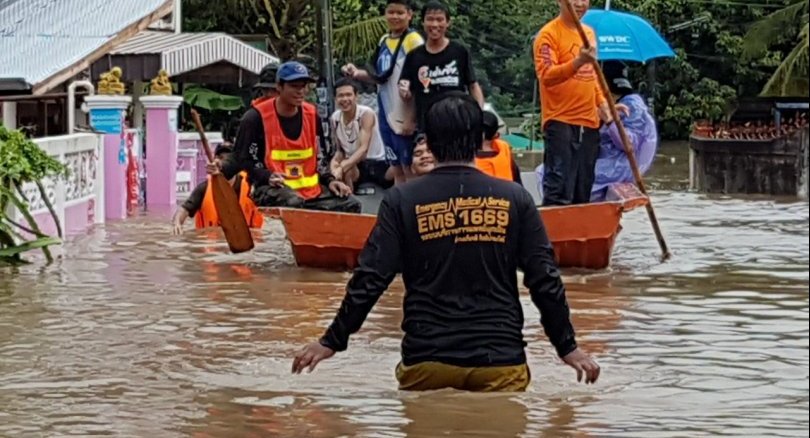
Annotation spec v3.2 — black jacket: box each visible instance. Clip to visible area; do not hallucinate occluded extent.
[320,166,577,367]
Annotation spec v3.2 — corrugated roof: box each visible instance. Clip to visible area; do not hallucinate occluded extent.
[0,0,172,92]
[111,31,279,76]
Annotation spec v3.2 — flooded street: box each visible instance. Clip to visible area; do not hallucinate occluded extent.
[1,143,808,437]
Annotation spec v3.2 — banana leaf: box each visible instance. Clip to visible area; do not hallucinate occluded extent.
[0,236,61,258]
[183,86,244,111]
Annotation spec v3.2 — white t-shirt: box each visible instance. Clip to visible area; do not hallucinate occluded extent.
[330,104,386,161]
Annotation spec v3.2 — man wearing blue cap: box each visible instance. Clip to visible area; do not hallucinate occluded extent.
[214,61,360,212]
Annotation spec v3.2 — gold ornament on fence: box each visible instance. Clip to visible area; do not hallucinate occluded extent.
[98,67,126,95]
[149,69,173,95]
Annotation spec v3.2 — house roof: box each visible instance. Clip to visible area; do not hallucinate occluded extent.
[0,0,173,94]
[109,31,279,77]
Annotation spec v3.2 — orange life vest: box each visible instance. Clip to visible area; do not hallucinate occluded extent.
[256,98,322,200]
[475,138,515,182]
[195,171,264,229]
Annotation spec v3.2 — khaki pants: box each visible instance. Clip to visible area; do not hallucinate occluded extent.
[396,361,531,392]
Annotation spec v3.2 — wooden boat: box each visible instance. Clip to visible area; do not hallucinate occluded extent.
[262,182,648,271]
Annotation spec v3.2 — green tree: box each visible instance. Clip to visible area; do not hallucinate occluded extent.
[183,0,387,62]
[742,0,809,96]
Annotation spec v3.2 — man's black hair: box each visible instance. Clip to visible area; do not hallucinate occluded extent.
[421,0,451,21]
[334,78,359,94]
[424,92,483,163]
[387,0,412,9]
[482,111,500,140]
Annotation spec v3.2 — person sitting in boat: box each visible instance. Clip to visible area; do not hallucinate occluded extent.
[475,111,522,185]
[292,91,600,391]
[329,78,394,192]
[589,61,658,201]
[410,134,435,176]
[172,144,263,234]
[211,61,360,213]
[534,62,656,202]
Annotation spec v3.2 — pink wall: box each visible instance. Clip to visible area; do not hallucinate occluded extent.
[31,199,96,237]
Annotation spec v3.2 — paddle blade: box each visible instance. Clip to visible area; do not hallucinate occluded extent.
[210,174,254,253]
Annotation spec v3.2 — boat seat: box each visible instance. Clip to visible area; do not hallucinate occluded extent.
[354,182,388,215]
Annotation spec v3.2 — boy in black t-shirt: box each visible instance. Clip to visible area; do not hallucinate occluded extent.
[398,0,484,131]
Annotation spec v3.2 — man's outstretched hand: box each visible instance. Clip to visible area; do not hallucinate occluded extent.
[562,348,601,384]
[292,342,335,374]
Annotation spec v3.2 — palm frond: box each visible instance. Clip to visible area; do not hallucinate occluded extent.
[333,16,388,61]
[762,22,810,96]
[742,0,808,59]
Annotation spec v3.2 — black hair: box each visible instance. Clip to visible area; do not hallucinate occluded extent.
[421,0,451,21]
[424,92,483,163]
[334,78,359,94]
[482,111,499,140]
[386,0,412,9]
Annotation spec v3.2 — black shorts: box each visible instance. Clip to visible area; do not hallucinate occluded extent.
[358,160,393,189]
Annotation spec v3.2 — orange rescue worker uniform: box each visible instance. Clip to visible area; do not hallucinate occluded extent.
[255,98,322,200]
[195,171,264,229]
[475,138,515,182]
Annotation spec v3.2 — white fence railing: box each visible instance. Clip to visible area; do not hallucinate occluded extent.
[10,134,105,232]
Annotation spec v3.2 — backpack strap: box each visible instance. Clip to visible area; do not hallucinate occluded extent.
[371,29,416,84]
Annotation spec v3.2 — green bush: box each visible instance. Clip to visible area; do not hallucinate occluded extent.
[0,125,67,265]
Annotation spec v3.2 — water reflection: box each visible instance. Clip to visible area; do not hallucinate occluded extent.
[0,143,807,437]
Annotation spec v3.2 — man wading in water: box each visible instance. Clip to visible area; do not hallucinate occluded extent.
[292,92,600,391]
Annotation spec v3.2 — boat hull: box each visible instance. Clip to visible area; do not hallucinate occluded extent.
[265,183,648,271]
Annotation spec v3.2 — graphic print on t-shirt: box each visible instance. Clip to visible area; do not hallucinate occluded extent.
[417,60,461,94]
[415,196,511,243]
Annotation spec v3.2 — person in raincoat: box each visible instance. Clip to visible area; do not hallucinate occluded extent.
[535,61,658,202]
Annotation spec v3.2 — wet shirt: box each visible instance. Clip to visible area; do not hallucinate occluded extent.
[221,106,333,186]
[319,166,577,367]
[400,41,477,131]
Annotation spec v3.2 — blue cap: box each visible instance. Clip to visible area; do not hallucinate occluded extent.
[276,61,316,83]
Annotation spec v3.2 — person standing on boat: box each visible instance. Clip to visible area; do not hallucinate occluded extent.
[533,0,619,206]
[475,111,522,185]
[341,0,424,185]
[534,61,655,202]
[399,0,485,132]
[329,78,393,192]
[172,144,263,234]
[211,61,360,213]
[292,92,600,391]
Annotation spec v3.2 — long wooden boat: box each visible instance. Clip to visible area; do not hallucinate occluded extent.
[262,182,648,271]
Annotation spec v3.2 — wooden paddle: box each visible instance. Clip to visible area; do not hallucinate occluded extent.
[189,109,255,254]
[563,0,671,261]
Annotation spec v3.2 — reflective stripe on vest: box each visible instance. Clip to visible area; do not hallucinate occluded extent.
[270,148,315,161]
[256,98,322,200]
[283,173,320,190]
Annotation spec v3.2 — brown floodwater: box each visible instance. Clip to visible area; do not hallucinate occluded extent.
[1,143,808,437]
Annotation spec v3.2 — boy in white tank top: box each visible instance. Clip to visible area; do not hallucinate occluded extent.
[329,79,393,191]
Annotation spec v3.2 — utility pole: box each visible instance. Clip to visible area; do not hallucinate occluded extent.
[315,0,335,158]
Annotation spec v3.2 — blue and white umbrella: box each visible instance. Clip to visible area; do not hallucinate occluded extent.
[582,9,675,62]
